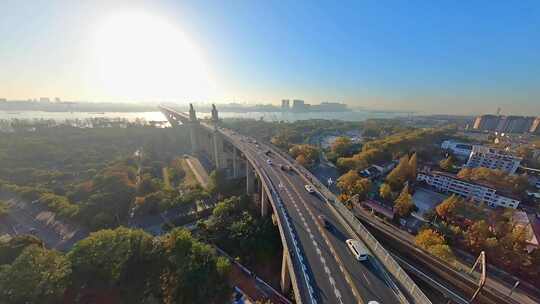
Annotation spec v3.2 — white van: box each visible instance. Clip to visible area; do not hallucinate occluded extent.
[346,239,369,261]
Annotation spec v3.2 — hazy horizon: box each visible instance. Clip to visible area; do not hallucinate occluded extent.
[1,1,539,116]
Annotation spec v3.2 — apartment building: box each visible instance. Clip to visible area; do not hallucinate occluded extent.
[417,171,520,209]
[441,140,473,159]
[466,145,522,174]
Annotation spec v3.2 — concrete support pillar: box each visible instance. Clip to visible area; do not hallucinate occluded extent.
[281,249,292,294]
[246,163,255,195]
[212,131,222,169]
[261,189,269,217]
[189,124,199,154]
[232,148,239,178]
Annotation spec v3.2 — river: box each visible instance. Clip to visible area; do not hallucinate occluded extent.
[0,110,407,122]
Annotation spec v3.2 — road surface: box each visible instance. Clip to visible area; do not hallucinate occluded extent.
[223,129,401,304]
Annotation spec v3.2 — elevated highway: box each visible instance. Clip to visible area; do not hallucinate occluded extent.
[159,104,431,304]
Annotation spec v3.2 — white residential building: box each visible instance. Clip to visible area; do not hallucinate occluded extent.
[417,171,520,209]
[466,145,522,174]
[441,140,474,159]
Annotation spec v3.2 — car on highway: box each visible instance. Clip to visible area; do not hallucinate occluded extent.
[318,215,330,229]
[346,239,369,261]
[304,184,315,193]
[266,159,273,165]
[280,164,291,171]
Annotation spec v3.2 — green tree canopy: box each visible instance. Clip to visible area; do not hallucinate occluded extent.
[158,228,230,304]
[0,245,71,304]
[67,227,157,302]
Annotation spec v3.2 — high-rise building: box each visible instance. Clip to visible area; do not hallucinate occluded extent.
[530,117,540,134]
[315,102,348,112]
[473,115,499,131]
[496,116,535,133]
[466,145,522,174]
[473,114,538,134]
[292,99,306,112]
[281,99,290,110]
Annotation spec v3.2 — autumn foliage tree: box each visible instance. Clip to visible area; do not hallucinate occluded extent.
[385,155,411,190]
[379,183,393,201]
[337,170,372,201]
[457,167,528,194]
[439,155,455,171]
[289,144,319,167]
[415,228,455,263]
[435,195,461,220]
[408,153,418,179]
[393,184,415,218]
[330,136,353,157]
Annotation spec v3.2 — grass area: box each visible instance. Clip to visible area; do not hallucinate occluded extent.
[162,167,172,190]
[179,159,200,188]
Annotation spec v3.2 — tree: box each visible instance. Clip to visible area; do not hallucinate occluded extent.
[289,144,319,167]
[415,229,445,250]
[435,195,461,220]
[158,228,230,304]
[208,169,227,194]
[331,136,352,157]
[465,220,491,253]
[386,155,410,190]
[337,170,371,199]
[408,153,418,179]
[67,227,157,302]
[0,235,44,265]
[379,183,393,201]
[0,200,8,217]
[296,154,308,166]
[428,244,456,263]
[0,245,71,304]
[394,184,415,218]
[457,167,472,179]
[457,167,528,195]
[439,155,455,171]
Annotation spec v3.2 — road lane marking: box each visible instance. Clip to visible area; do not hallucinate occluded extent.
[276,170,365,304]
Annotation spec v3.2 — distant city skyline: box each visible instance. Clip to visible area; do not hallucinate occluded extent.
[1,1,539,115]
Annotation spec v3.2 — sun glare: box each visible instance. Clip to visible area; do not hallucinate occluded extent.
[93,12,215,101]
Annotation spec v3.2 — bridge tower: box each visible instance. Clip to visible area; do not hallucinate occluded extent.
[188,104,200,155]
[211,104,219,124]
[210,104,226,169]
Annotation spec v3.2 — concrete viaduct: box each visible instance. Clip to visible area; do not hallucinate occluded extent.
[160,104,431,304]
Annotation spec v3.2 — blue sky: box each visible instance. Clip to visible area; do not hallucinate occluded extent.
[1,0,539,114]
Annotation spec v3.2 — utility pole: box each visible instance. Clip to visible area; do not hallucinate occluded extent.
[469,251,486,303]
